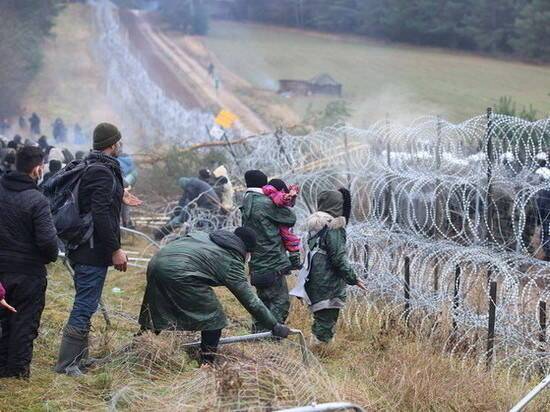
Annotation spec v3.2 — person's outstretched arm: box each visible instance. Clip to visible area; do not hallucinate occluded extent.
[224,260,278,330]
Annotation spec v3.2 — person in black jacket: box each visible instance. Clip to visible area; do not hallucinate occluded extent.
[0,146,59,379]
[42,159,62,185]
[55,122,128,376]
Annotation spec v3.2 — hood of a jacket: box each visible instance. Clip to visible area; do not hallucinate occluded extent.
[317,190,344,218]
[48,147,65,163]
[306,211,346,235]
[213,165,228,178]
[209,230,246,259]
[0,171,37,192]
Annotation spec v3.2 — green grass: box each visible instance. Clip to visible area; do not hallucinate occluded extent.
[203,21,550,124]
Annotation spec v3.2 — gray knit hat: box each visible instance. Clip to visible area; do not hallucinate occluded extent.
[93,122,121,150]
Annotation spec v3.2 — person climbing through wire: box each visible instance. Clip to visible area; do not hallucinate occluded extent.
[138,227,291,365]
[290,188,366,345]
[154,175,222,240]
[262,179,302,270]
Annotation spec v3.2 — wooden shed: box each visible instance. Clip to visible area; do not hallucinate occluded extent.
[278,73,342,97]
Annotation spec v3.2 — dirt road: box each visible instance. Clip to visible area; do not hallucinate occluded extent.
[119,10,270,134]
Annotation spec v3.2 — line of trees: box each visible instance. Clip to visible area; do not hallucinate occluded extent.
[159,0,209,35]
[0,0,64,119]
[217,0,550,61]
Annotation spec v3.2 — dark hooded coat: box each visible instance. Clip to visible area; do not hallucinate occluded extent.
[304,190,357,312]
[139,231,278,331]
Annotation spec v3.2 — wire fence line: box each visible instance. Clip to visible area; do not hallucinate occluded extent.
[76,1,550,382]
[117,113,550,379]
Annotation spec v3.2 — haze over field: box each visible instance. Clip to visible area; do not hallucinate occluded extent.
[204,20,550,124]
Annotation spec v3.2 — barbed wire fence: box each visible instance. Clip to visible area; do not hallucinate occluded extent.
[115,111,550,382]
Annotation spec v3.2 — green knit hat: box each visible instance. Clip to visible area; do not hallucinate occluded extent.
[93,122,121,150]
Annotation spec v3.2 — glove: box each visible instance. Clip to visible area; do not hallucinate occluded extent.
[288,251,302,270]
[271,323,291,339]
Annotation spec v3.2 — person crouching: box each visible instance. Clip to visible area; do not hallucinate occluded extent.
[138,227,291,364]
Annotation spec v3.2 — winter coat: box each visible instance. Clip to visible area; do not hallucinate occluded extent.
[304,211,357,312]
[240,189,296,275]
[178,177,220,211]
[0,172,58,276]
[68,152,124,267]
[213,165,234,210]
[139,230,278,331]
[117,154,138,187]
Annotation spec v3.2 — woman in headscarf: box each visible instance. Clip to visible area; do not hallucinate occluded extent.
[292,188,365,344]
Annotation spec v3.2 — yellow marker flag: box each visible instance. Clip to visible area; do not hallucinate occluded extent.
[215,109,238,129]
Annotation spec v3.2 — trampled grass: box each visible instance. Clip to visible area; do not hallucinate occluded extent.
[203,21,550,125]
[0,234,547,411]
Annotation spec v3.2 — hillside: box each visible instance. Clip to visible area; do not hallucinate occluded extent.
[202,20,550,125]
[20,3,117,140]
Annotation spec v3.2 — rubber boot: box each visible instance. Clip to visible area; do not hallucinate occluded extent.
[54,325,89,376]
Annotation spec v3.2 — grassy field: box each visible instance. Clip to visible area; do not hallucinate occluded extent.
[0,235,550,411]
[203,21,550,125]
[0,233,547,410]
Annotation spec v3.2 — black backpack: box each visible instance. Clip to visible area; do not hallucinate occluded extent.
[43,159,115,250]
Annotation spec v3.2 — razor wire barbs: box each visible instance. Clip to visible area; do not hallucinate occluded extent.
[91,0,213,147]
[218,113,550,375]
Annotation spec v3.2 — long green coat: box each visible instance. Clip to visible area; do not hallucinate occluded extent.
[240,189,297,275]
[139,231,278,331]
[304,212,357,312]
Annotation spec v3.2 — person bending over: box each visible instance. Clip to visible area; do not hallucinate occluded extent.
[139,227,291,363]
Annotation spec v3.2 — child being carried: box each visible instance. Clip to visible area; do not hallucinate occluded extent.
[263,179,302,270]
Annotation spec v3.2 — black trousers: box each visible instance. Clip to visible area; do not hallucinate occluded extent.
[200,329,222,363]
[0,273,47,378]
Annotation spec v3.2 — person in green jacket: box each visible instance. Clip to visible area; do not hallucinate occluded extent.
[240,170,297,332]
[138,227,291,363]
[292,189,365,343]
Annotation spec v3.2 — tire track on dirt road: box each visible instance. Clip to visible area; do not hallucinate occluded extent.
[122,10,270,134]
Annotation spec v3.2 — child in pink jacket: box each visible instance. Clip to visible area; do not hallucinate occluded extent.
[263,179,302,269]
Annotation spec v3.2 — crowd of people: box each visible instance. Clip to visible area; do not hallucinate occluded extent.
[0,120,367,379]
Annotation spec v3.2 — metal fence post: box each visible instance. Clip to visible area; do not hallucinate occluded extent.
[486,281,497,369]
[404,256,411,325]
[540,301,547,347]
[539,300,547,375]
[452,265,461,335]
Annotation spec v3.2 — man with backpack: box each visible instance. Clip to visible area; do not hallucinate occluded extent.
[53,123,128,376]
[0,146,59,379]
